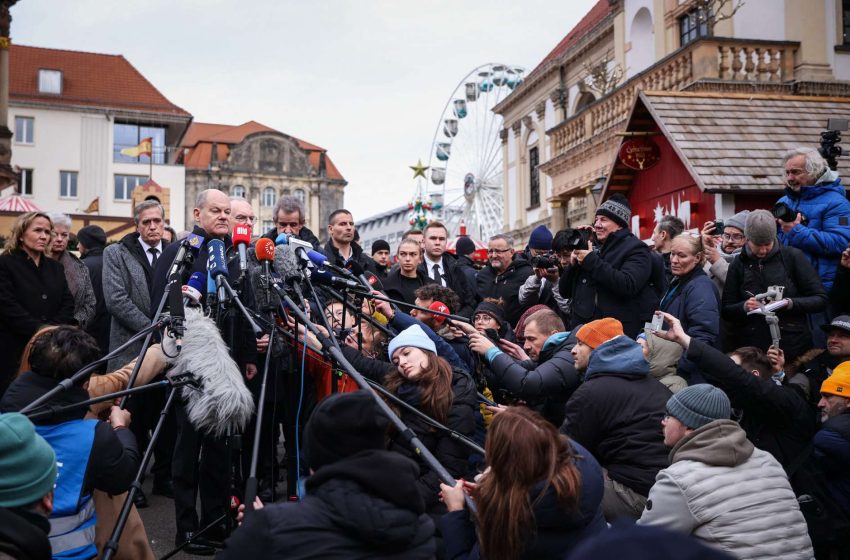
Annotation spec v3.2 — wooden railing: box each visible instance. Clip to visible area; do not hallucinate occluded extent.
[549,37,798,158]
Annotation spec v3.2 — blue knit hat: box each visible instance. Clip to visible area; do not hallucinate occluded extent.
[0,413,57,507]
[666,384,731,430]
[528,225,553,251]
[388,324,437,360]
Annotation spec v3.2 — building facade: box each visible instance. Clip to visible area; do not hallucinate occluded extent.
[5,44,191,236]
[179,121,346,239]
[495,0,850,244]
[357,205,414,255]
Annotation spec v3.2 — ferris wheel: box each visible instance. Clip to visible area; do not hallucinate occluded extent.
[426,63,524,240]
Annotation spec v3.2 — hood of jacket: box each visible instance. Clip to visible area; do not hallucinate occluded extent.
[585,335,649,379]
[538,331,573,363]
[643,330,683,380]
[305,449,426,549]
[670,419,754,467]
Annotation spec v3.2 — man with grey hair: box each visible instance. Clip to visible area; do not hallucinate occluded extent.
[265,194,322,250]
[102,198,171,507]
[777,146,850,291]
[476,233,533,325]
[651,214,684,282]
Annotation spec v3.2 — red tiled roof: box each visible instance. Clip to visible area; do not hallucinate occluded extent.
[181,121,344,181]
[9,44,190,117]
[526,0,614,80]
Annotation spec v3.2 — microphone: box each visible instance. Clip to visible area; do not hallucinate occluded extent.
[233,224,252,278]
[207,239,229,302]
[273,241,302,284]
[182,271,205,307]
[167,276,185,354]
[167,232,205,277]
[310,268,367,292]
[274,232,315,264]
[254,238,278,312]
[161,307,255,436]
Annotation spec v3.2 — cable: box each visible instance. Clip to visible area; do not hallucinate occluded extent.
[294,323,308,501]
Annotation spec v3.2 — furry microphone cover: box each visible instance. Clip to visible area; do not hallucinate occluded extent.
[162,307,255,436]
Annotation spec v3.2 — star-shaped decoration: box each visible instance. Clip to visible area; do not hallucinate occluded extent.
[410,159,429,179]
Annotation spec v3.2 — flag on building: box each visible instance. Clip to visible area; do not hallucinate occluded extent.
[83,197,99,214]
[120,137,153,158]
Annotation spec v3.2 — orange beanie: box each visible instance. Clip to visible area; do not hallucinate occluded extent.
[575,318,624,349]
[820,361,850,397]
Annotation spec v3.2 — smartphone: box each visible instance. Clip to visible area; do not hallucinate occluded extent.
[650,314,665,332]
[484,328,501,344]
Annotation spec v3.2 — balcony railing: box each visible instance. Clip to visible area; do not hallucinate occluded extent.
[548,37,799,159]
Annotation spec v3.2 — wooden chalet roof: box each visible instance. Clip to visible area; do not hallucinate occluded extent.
[609,91,850,193]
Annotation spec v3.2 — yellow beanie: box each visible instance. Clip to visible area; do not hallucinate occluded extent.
[820,361,850,397]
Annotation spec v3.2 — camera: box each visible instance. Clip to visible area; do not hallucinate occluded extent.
[771,202,807,225]
[820,118,848,171]
[565,228,593,250]
[713,220,724,234]
[532,254,558,269]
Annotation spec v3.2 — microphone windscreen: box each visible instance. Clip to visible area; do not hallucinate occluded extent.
[188,271,205,294]
[207,239,228,279]
[161,308,254,435]
[181,284,202,305]
[206,272,216,295]
[255,238,275,261]
[429,300,450,325]
[274,233,288,246]
[273,242,301,283]
[233,224,252,246]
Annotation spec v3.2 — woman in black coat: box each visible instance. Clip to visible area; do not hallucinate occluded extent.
[439,407,606,560]
[0,212,74,394]
[340,320,477,515]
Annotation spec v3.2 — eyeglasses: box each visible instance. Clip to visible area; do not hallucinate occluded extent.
[233,215,255,224]
[473,314,496,323]
[721,233,745,242]
[487,248,511,254]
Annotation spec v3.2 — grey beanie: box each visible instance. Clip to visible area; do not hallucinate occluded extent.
[744,209,777,245]
[724,210,749,233]
[666,384,731,429]
[596,194,631,229]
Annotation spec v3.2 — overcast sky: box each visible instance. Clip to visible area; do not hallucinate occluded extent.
[11,0,595,222]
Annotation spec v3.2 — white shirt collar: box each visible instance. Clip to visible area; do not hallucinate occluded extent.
[138,238,163,254]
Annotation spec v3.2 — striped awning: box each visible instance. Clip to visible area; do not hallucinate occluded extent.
[0,194,42,212]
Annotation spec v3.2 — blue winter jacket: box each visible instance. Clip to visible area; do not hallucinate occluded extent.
[777,170,850,289]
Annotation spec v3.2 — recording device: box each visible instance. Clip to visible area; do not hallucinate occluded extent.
[161,307,255,436]
[820,118,847,171]
[532,253,559,270]
[713,220,724,234]
[167,277,185,354]
[167,232,205,278]
[753,285,785,304]
[182,272,205,307]
[207,239,229,302]
[565,228,593,250]
[483,328,501,344]
[771,202,808,225]
[310,268,367,292]
[274,232,314,263]
[254,238,277,312]
[233,224,252,278]
[650,313,665,332]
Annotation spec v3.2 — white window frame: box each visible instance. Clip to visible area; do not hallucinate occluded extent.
[60,171,78,199]
[14,116,34,145]
[38,69,63,94]
[20,168,34,196]
[232,185,246,198]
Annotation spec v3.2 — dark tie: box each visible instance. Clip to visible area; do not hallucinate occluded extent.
[149,247,159,268]
[432,263,442,285]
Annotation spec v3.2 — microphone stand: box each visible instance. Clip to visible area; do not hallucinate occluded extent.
[271,284,476,512]
[19,318,170,414]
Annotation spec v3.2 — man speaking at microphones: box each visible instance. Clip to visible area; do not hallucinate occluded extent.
[152,189,263,554]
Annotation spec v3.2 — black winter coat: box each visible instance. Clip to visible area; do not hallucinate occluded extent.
[81,246,111,356]
[323,239,375,275]
[685,339,817,472]
[832,265,850,315]
[340,346,477,513]
[722,244,828,361]
[439,440,607,560]
[486,331,581,426]
[476,257,534,326]
[381,268,436,309]
[218,450,436,560]
[559,228,659,338]
[0,507,51,560]
[454,255,478,303]
[0,250,75,392]
[1,371,140,496]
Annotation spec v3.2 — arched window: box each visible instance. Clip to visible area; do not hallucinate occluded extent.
[294,188,306,205]
[628,8,654,77]
[232,185,246,198]
[574,92,596,113]
[263,187,276,208]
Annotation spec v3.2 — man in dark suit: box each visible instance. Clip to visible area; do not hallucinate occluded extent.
[418,222,474,318]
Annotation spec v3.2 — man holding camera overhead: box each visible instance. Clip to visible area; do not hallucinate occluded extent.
[776,147,850,291]
[558,194,660,339]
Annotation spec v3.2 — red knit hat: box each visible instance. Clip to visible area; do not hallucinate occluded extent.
[576,318,624,349]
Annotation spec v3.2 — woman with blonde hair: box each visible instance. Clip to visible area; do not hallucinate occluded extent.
[440,406,606,559]
[0,212,74,392]
[658,233,720,383]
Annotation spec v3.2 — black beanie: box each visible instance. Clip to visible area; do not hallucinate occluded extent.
[371,239,390,255]
[303,391,388,471]
[76,225,107,249]
[474,301,505,327]
[595,193,632,229]
[455,236,476,257]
